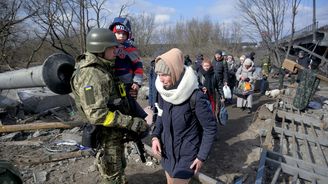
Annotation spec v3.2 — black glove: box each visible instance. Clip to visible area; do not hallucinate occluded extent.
[129,117,150,136]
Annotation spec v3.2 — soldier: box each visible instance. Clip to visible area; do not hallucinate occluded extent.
[70,28,149,183]
[260,55,271,94]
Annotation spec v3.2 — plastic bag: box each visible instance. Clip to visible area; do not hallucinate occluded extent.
[223,86,232,99]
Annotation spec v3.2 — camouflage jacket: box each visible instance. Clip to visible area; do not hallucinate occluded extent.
[70,52,132,127]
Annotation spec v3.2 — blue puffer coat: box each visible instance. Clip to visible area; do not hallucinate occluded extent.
[152,90,217,179]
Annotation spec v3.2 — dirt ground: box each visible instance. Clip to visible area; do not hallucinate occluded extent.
[0,90,276,184]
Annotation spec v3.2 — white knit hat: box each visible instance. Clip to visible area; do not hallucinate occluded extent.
[244,58,253,66]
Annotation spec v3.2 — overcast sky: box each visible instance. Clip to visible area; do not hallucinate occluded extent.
[111,0,328,31]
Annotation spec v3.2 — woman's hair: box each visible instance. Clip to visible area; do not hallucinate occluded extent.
[240,55,246,60]
[202,57,212,66]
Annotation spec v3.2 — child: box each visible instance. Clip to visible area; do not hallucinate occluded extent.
[109,17,146,118]
[197,57,224,114]
[109,17,143,99]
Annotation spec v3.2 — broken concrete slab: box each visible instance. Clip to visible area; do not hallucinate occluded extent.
[17,88,74,114]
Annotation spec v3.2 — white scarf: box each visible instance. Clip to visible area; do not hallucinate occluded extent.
[155,66,198,105]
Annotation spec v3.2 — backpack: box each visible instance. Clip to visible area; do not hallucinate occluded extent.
[218,105,228,126]
[189,90,197,113]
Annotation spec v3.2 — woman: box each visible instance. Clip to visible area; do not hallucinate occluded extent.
[151,48,217,184]
[235,58,256,113]
[226,55,238,103]
[198,57,223,114]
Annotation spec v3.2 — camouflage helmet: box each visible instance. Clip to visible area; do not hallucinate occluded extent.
[86,28,119,53]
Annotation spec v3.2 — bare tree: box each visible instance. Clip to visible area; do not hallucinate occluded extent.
[29,0,81,56]
[29,0,115,56]
[237,0,289,66]
[0,0,38,69]
[285,0,301,59]
[130,12,156,56]
[228,21,243,55]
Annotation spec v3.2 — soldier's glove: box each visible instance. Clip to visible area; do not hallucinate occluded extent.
[129,117,150,138]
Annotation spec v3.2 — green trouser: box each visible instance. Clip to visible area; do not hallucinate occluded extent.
[96,127,127,184]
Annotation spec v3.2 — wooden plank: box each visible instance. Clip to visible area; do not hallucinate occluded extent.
[300,121,315,164]
[0,140,43,146]
[255,149,267,184]
[270,167,281,184]
[277,110,321,128]
[280,116,286,154]
[0,121,84,133]
[267,150,328,177]
[309,123,328,167]
[291,119,298,159]
[272,116,284,184]
[273,127,328,146]
[266,158,328,184]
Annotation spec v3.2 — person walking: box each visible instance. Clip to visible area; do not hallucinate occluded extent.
[226,54,238,103]
[151,48,217,184]
[235,58,257,113]
[197,57,223,113]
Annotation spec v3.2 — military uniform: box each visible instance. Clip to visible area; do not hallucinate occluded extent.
[261,56,271,78]
[70,28,148,184]
[260,56,271,94]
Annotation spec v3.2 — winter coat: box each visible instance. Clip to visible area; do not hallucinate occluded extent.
[197,67,217,96]
[212,58,228,85]
[235,63,256,108]
[152,49,217,179]
[297,56,311,68]
[152,90,217,179]
[148,59,158,107]
[114,41,143,85]
[235,65,256,84]
[226,60,238,88]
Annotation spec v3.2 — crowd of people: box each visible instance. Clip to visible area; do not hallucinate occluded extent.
[183,50,263,115]
[70,15,317,184]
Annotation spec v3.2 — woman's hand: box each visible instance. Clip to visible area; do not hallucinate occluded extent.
[130,83,140,98]
[151,137,162,158]
[220,98,225,103]
[190,158,203,174]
